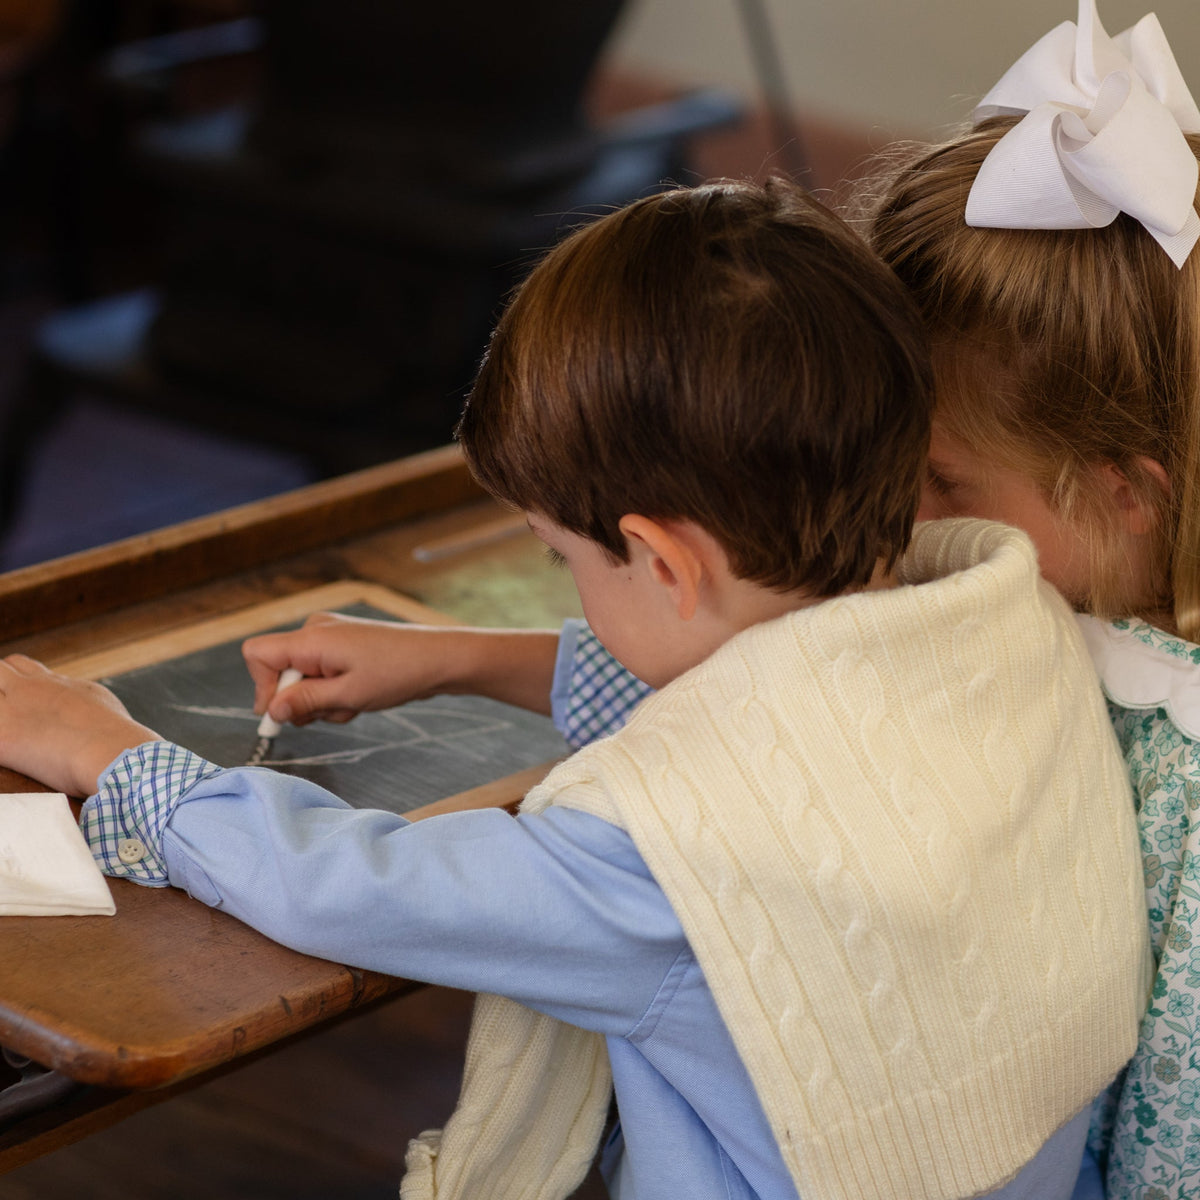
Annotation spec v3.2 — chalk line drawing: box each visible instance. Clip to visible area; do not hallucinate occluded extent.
[266,745,399,767]
[169,704,258,720]
[166,701,523,764]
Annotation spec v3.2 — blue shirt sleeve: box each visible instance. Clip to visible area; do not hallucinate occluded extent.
[553,619,655,749]
[80,741,222,886]
[549,617,586,732]
[80,742,688,1035]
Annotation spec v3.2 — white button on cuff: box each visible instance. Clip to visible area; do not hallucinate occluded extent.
[117,838,147,865]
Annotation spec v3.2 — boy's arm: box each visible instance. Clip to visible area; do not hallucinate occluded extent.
[244,613,560,726]
[0,652,679,1030]
[83,740,685,1034]
[0,620,653,788]
[0,655,162,798]
[83,741,221,886]
[243,613,655,747]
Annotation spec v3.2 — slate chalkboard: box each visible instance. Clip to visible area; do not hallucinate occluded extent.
[95,594,567,817]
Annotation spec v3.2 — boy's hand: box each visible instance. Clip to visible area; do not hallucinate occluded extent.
[243,613,560,727]
[0,655,161,797]
[244,613,454,727]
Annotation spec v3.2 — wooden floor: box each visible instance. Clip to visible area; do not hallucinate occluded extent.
[1,985,608,1199]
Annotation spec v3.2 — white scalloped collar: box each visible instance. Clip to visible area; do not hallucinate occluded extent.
[1076,614,1200,739]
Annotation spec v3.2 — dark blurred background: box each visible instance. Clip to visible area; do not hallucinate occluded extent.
[0,5,871,1197]
[0,0,880,574]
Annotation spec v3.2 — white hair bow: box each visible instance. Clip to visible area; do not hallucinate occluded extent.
[965,0,1200,267]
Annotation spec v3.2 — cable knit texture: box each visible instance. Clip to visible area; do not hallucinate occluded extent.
[402,519,1150,1200]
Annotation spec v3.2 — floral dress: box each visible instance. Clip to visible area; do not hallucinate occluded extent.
[1076,616,1200,1199]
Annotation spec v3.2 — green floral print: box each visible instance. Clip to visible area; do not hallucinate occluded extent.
[1091,620,1200,1198]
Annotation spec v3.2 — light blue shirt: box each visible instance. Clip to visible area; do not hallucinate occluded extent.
[79,622,1097,1199]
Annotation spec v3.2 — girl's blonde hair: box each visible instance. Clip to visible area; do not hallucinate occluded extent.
[865,117,1200,639]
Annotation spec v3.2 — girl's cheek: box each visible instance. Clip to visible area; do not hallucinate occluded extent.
[917,486,950,521]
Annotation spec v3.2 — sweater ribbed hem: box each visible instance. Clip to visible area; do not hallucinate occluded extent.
[781,995,1142,1200]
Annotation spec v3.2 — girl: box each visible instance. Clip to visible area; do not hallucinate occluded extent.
[868,3,1200,1196]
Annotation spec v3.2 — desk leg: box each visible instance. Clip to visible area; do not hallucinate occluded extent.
[0,1047,85,1131]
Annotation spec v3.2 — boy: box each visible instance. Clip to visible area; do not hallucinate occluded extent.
[0,180,1149,1200]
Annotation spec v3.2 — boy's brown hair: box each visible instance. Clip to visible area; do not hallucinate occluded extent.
[458,179,933,597]
[866,119,1200,637]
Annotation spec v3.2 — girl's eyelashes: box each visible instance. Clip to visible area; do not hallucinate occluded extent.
[543,546,568,569]
[925,466,960,497]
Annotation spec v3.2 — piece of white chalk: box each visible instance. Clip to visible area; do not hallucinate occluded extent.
[256,667,305,738]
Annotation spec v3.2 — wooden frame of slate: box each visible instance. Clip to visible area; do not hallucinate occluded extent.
[53,580,566,819]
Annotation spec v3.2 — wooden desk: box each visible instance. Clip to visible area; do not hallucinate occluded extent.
[0,445,580,1171]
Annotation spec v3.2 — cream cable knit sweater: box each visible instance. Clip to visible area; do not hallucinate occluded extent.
[403,520,1150,1200]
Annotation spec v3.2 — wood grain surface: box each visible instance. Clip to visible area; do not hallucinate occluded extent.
[0,469,571,1099]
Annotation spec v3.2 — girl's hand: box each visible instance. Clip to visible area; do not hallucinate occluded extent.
[0,655,161,797]
[243,613,559,728]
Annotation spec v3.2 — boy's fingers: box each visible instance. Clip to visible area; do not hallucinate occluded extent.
[243,634,311,712]
[303,611,341,629]
[271,678,357,725]
[290,708,357,727]
[243,634,292,674]
[2,653,51,677]
[252,680,276,716]
[269,678,320,723]
[245,661,283,708]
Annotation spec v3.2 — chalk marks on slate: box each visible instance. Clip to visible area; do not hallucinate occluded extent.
[171,705,256,720]
[367,707,520,762]
[100,600,570,815]
[164,700,521,765]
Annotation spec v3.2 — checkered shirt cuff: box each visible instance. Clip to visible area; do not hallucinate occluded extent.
[81,742,222,887]
[557,621,654,750]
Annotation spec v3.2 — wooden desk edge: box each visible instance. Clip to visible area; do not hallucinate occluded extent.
[0,449,561,1124]
[0,758,557,1090]
[0,989,422,1175]
[0,445,483,642]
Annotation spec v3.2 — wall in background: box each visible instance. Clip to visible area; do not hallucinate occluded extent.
[607,0,1198,138]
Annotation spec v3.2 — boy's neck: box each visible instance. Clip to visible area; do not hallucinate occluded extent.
[663,558,899,686]
[730,557,897,621]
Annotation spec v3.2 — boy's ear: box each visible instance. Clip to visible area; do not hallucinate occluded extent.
[618,514,704,621]
[1099,457,1169,536]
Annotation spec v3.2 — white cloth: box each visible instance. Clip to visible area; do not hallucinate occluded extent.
[403,519,1150,1200]
[965,0,1200,267]
[0,793,115,916]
